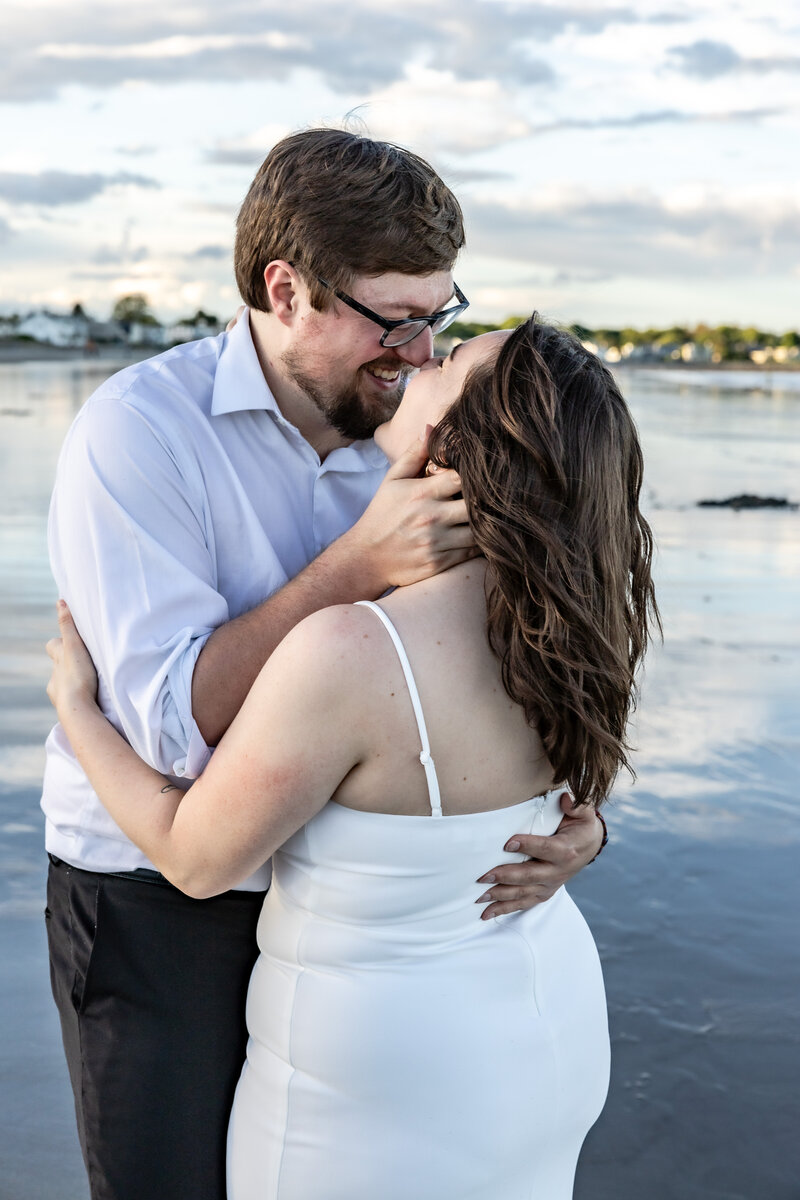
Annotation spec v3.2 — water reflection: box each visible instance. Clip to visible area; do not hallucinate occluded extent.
[0,356,799,1196]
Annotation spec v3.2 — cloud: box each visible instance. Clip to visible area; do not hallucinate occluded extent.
[115,144,156,158]
[204,122,289,168]
[646,10,687,24]
[464,189,800,280]
[441,167,513,185]
[551,269,613,285]
[1,0,655,104]
[0,170,159,206]
[205,144,265,168]
[70,268,135,281]
[93,244,149,266]
[0,216,11,242]
[203,98,782,173]
[527,106,783,135]
[189,245,229,260]
[366,71,537,154]
[668,39,800,79]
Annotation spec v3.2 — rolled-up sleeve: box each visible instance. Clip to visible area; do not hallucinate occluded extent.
[49,392,225,779]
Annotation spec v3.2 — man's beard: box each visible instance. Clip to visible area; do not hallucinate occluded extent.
[281,350,411,441]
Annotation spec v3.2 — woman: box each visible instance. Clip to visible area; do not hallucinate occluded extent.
[47,316,658,1199]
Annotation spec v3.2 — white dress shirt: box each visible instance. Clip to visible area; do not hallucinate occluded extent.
[43,310,388,887]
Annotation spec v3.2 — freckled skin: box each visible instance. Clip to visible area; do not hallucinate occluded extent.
[327,560,556,822]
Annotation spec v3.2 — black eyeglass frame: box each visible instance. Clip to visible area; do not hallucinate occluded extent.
[313,274,469,347]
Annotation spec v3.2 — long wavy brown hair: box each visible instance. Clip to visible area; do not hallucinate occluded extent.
[428,316,661,807]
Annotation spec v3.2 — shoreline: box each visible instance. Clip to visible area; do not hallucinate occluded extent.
[0,343,153,365]
[612,358,800,373]
[1,341,800,372]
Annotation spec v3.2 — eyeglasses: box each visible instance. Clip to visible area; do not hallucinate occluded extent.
[314,274,469,348]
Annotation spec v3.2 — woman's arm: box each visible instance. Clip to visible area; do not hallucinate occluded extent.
[47,602,369,898]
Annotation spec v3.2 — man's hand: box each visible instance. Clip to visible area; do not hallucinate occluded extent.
[343,436,476,591]
[475,792,605,919]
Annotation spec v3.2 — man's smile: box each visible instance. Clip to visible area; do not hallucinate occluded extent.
[366,365,402,383]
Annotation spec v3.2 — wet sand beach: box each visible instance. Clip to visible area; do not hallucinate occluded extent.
[1,358,798,1199]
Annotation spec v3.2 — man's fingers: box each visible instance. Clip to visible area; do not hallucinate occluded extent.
[386,437,429,480]
[480,859,562,888]
[438,498,470,528]
[428,547,478,575]
[481,901,525,919]
[504,833,566,863]
[479,889,557,919]
[477,883,527,904]
[421,467,463,500]
[476,880,561,919]
[481,899,549,920]
[435,523,474,552]
[45,637,61,662]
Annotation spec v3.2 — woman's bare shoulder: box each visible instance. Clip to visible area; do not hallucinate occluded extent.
[265,603,401,690]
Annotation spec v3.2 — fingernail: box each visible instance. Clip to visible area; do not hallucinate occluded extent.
[505,840,520,852]
[476,873,495,884]
[57,599,66,609]
[475,892,492,904]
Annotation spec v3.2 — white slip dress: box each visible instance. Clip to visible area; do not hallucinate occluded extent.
[227,600,610,1200]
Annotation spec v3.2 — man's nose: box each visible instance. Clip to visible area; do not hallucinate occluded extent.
[392,326,435,367]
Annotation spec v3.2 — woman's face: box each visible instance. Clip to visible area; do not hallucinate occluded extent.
[374,329,510,463]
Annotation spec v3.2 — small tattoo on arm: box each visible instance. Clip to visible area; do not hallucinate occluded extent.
[160,784,179,794]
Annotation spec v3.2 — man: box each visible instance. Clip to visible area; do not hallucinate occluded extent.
[44,129,604,1200]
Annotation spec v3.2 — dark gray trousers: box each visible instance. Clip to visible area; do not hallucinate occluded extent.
[45,855,265,1200]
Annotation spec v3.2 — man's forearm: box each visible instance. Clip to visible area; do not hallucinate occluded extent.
[193,437,474,745]
[191,527,383,746]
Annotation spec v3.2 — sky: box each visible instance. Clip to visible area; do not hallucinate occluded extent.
[2,0,799,329]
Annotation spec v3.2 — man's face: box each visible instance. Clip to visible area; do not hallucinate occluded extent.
[280,270,456,441]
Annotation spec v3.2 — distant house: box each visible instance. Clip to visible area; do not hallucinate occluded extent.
[126,321,169,348]
[87,318,127,344]
[165,316,224,345]
[751,345,800,365]
[680,342,714,363]
[15,310,91,347]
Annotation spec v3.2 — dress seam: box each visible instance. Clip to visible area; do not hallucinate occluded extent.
[273,845,309,1198]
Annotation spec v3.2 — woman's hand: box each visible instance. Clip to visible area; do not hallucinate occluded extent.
[226,305,245,332]
[46,601,99,718]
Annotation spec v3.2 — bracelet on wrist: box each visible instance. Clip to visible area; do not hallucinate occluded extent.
[589,809,608,863]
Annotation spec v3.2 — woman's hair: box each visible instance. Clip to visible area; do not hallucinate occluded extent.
[428,316,660,807]
[234,128,464,313]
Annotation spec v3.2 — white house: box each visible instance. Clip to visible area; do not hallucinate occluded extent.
[15,310,91,347]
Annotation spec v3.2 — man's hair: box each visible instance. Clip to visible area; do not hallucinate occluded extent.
[234,128,465,313]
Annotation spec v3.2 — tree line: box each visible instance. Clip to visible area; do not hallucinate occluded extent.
[448,319,800,361]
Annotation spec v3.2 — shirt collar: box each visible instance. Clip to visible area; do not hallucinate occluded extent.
[210,307,389,470]
[210,307,283,418]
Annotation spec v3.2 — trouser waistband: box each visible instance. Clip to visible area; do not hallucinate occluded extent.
[47,852,175,888]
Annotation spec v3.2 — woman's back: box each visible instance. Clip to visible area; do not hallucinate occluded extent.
[226,575,610,1200]
[330,561,556,819]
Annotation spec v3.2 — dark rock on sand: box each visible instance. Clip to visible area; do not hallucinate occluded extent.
[697,493,798,510]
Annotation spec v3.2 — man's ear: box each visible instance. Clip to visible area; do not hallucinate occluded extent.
[263,261,302,326]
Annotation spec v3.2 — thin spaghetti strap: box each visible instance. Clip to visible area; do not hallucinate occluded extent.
[355,601,443,817]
